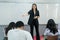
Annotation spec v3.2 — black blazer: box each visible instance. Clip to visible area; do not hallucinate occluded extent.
[28,10,40,25]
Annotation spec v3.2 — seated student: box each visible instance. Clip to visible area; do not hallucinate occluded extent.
[5,22,15,36]
[4,22,15,40]
[58,23,60,33]
[58,23,60,40]
[44,19,58,40]
[7,21,33,40]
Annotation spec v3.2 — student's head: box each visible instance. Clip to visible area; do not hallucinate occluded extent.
[16,21,24,29]
[5,22,15,35]
[32,3,37,11]
[46,19,58,34]
[8,22,16,29]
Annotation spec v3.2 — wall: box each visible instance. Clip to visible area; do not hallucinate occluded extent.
[0,3,60,25]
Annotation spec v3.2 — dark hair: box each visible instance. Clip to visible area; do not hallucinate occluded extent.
[46,19,58,34]
[32,3,38,11]
[5,22,15,35]
[16,21,24,28]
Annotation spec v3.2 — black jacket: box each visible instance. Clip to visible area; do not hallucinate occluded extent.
[28,10,40,25]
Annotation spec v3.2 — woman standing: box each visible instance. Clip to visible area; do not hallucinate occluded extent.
[23,3,40,40]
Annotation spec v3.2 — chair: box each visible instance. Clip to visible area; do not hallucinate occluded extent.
[47,36,58,40]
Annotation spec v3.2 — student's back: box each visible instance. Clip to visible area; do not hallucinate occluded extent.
[8,29,33,40]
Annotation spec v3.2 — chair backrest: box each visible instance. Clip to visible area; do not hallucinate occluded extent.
[47,36,58,40]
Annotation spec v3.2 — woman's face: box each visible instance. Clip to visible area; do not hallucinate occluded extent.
[32,5,37,10]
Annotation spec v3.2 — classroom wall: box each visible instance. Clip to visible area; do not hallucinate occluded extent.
[0,0,60,25]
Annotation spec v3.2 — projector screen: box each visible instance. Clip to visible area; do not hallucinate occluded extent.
[0,3,60,25]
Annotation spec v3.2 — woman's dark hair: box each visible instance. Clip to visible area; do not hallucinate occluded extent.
[46,19,58,34]
[5,22,15,35]
[32,3,38,11]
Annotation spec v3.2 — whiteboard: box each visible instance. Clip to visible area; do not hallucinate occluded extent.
[0,3,59,25]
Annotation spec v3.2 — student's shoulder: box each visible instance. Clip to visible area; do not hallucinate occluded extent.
[45,28,50,31]
[23,30,30,34]
[54,31,59,35]
[8,29,14,33]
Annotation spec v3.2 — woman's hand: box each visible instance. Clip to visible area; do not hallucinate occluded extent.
[22,13,29,17]
[34,16,40,19]
[34,16,38,19]
[22,14,25,17]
